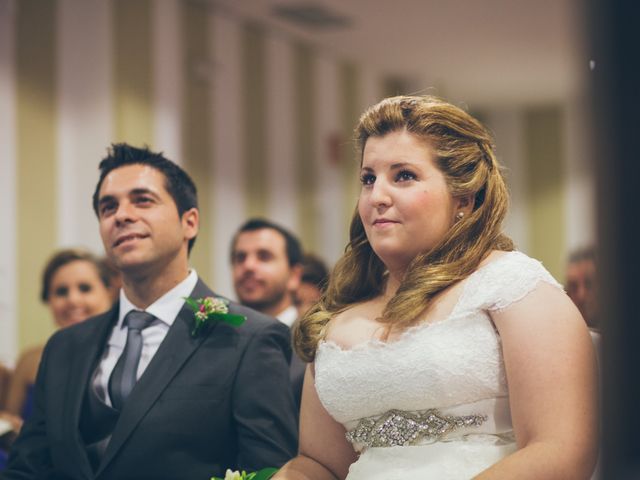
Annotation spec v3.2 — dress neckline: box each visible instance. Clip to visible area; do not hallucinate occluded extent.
[319,251,520,354]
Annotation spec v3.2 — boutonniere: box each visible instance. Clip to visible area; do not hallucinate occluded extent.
[212,468,278,480]
[184,296,246,337]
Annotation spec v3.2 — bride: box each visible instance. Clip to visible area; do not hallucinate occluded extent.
[275,96,597,479]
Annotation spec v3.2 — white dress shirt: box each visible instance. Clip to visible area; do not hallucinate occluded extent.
[276,305,298,328]
[92,269,199,406]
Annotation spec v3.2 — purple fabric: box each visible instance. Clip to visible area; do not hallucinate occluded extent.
[21,384,35,421]
[0,447,8,471]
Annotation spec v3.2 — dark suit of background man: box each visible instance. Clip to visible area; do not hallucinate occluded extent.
[230,219,306,409]
[2,144,298,480]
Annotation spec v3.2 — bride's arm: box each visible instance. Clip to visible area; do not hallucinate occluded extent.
[275,364,358,480]
[475,282,598,479]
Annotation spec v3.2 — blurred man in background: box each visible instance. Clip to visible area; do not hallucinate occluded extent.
[231,218,305,409]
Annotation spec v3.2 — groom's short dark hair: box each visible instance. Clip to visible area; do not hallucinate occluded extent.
[92,143,198,252]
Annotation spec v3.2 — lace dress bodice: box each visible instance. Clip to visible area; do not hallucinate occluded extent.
[314,251,563,479]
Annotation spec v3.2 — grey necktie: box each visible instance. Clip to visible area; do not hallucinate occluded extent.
[108,310,155,410]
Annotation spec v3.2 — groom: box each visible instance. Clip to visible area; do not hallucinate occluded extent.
[2,144,298,480]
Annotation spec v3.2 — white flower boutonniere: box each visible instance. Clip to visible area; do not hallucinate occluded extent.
[184,296,246,337]
[212,467,278,480]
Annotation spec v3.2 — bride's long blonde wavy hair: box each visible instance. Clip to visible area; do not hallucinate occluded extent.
[293,95,514,362]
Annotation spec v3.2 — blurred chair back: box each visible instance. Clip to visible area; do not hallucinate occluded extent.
[0,364,12,410]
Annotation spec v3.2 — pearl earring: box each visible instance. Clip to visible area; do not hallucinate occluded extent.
[456,212,464,221]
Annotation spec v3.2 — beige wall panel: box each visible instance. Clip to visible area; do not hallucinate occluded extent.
[314,54,342,265]
[339,62,360,237]
[525,106,566,279]
[153,0,182,163]
[0,0,18,363]
[181,1,212,282]
[113,0,153,147]
[485,108,530,252]
[243,23,268,219]
[57,0,112,252]
[564,97,596,252]
[211,13,245,299]
[265,33,297,233]
[16,0,58,349]
[294,43,317,252]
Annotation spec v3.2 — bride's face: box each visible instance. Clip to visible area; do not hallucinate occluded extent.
[358,129,460,274]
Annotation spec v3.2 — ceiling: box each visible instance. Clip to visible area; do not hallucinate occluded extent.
[208,0,588,108]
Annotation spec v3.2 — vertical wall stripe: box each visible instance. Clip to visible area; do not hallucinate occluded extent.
[564,97,595,252]
[243,23,267,218]
[359,66,382,114]
[57,0,112,252]
[0,0,18,363]
[314,55,342,264]
[339,62,360,241]
[113,0,153,147]
[294,43,317,252]
[153,0,182,163]
[181,1,212,282]
[485,108,529,252]
[525,106,565,279]
[211,13,245,299]
[16,0,58,349]
[265,33,297,232]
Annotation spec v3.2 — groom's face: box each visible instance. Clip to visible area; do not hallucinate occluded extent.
[97,164,197,276]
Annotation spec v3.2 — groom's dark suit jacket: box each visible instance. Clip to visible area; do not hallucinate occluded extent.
[2,279,298,480]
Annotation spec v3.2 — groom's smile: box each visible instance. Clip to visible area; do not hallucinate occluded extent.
[113,232,150,248]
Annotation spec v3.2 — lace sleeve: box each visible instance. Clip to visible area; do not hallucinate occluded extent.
[461,251,564,313]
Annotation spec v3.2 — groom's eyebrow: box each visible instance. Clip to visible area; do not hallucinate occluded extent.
[97,195,116,207]
[130,187,159,198]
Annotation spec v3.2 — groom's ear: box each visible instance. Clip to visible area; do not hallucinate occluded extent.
[182,207,199,241]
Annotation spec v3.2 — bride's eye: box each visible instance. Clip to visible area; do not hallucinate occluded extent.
[396,170,417,182]
[360,173,376,186]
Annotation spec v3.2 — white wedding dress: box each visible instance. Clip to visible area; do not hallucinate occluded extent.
[315,251,563,479]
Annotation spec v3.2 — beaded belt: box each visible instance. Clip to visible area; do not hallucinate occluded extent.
[345,408,488,449]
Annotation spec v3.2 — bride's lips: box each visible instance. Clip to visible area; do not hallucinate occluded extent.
[372,218,399,227]
[113,233,149,247]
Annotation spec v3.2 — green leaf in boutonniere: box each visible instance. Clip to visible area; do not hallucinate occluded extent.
[184,296,246,337]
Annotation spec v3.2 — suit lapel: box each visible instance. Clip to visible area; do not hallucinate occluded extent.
[96,280,218,476]
[62,305,118,480]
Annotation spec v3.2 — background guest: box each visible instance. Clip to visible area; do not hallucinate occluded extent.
[565,246,601,479]
[2,249,113,431]
[565,246,599,333]
[565,245,600,364]
[230,218,305,409]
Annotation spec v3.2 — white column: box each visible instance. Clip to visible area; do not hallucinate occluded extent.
[314,54,342,265]
[485,108,530,252]
[265,33,297,234]
[564,96,595,251]
[0,0,17,364]
[211,13,245,299]
[153,0,183,163]
[57,0,112,252]
[359,66,382,113]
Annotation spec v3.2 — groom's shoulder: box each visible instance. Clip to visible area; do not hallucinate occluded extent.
[226,298,287,335]
[48,305,116,346]
[229,300,284,330]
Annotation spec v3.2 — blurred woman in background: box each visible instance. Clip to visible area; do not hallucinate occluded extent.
[1,248,115,432]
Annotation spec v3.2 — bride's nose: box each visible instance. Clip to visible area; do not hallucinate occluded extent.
[369,181,392,209]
